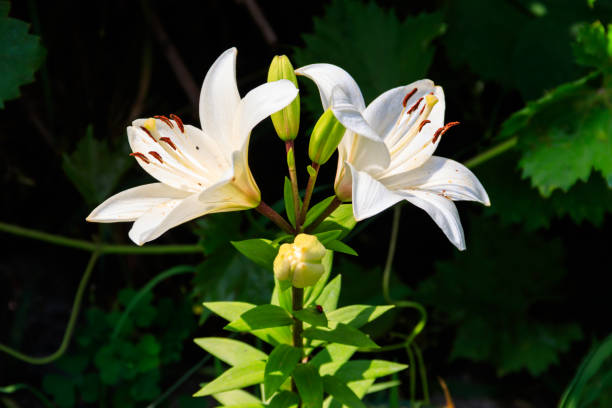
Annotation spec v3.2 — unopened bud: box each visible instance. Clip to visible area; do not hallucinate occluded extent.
[308,109,346,165]
[273,234,327,288]
[268,55,300,141]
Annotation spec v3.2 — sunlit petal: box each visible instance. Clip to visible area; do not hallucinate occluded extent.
[347,163,403,221]
[295,63,366,111]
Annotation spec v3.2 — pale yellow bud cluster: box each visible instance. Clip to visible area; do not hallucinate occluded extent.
[273,234,326,288]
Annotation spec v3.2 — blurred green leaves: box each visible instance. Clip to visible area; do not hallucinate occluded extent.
[0,1,46,108]
[293,0,445,113]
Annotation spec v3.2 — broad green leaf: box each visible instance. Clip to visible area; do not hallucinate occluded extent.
[313,230,343,245]
[304,251,333,307]
[294,0,445,112]
[327,305,394,329]
[62,126,132,206]
[193,337,267,366]
[293,364,323,408]
[315,275,342,312]
[324,240,358,256]
[303,323,378,349]
[284,177,301,228]
[264,345,302,399]
[271,278,293,312]
[293,307,328,327]
[217,405,264,408]
[366,380,401,394]
[193,361,266,397]
[303,196,335,228]
[310,344,358,368]
[225,305,293,332]
[213,389,262,406]
[322,375,366,408]
[318,360,407,382]
[268,391,299,408]
[231,239,278,270]
[313,204,356,240]
[0,5,46,108]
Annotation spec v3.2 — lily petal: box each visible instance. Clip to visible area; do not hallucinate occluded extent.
[295,63,366,111]
[347,163,403,221]
[398,190,466,251]
[233,79,298,151]
[383,157,490,205]
[86,183,190,222]
[199,48,241,149]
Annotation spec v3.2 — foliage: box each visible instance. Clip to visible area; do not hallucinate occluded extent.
[0,0,46,108]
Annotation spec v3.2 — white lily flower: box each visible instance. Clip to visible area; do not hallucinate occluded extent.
[296,64,489,250]
[87,48,298,245]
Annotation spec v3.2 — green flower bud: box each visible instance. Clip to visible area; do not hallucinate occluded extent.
[268,55,300,141]
[273,234,327,288]
[308,108,346,165]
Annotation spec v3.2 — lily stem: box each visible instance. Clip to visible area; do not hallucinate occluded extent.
[285,140,301,227]
[464,136,517,169]
[297,162,319,229]
[291,286,304,395]
[304,196,342,233]
[255,201,295,235]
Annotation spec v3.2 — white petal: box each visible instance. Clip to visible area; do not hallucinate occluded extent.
[199,48,241,147]
[347,163,403,221]
[295,63,366,111]
[382,157,490,205]
[233,79,298,150]
[86,183,190,222]
[330,86,382,142]
[398,190,466,251]
[363,79,435,138]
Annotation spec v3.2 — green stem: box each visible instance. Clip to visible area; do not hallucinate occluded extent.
[0,383,55,408]
[292,286,304,396]
[382,205,401,304]
[286,140,301,223]
[406,344,416,401]
[255,201,295,235]
[0,221,202,254]
[297,162,319,229]
[304,196,342,233]
[413,342,430,404]
[147,355,211,408]
[464,136,517,169]
[0,251,100,364]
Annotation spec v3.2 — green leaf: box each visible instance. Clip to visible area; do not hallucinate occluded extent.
[294,307,328,327]
[225,305,293,332]
[318,360,407,382]
[313,204,356,240]
[284,177,301,228]
[313,230,342,246]
[310,343,358,368]
[264,345,302,399]
[193,361,266,397]
[0,7,46,108]
[294,0,445,113]
[42,374,75,408]
[271,278,293,312]
[324,240,358,256]
[213,389,263,406]
[327,305,394,329]
[303,323,378,349]
[62,125,132,206]
[231,239,278,270]
[322,375,366,408]
[315,275,342,312]
[293,364,324,408]
[269,391,299,408]
[194,337,267,366]
[366,380,401,394]
[572,21,610,69]
[304,251,333,307]
[304,196,335,228]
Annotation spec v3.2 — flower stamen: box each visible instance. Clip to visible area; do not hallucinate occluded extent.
[139,126,157,142]
[407,97,423,114]
[432,121,460,143]
[159,137,177,150]
[418,120,431,132]
[154,115,174,129]
[170,114,184,133]
[402,88,418,107]
[148,151,164,164]
[129,152,150,164]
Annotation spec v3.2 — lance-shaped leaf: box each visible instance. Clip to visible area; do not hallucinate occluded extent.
[225,305,293,332]
[327,305,394,329]
[304,251,333,307]
[269,391,299,408]
[193,337,267,366]
[322,375,366,408]
[324,240,358,256]
[366,380,401,394]
[264,345,302,399]
[313,230,343,245]
[293,364,324,408]
[271,278,293,312]
[231,239,278,270]
[318,360,408,382]
[314,275,342,312]
[213,389,263,406]
[310,344,358,368]
[312,204,357,239]
[304,196,336,228]
[284,177,302,228]
[303,323,378,349]
[193,361,265,397]
[293,307,328,328]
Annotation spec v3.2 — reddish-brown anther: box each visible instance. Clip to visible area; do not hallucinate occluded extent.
[432,121,460,143]
[154,115,174,128]
[402,88,418,107]
[139,126,157,142]
[407,97,423,114]
[149,151,164,163]
[159,137,177,150]
[129,152,150,164]
[418,120,431,132]
[170,114,184,133]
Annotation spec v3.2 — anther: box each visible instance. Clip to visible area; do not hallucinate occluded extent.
[169,114,184,133]
[432,122,460,143]
[402,88,418,107]
[159,137,177,150]
[139,126,157,142]
[149,151,164,163]
[418,120,431,132]
[407,97,423,114]
[154,115,174,128]
[129,152,150,164]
